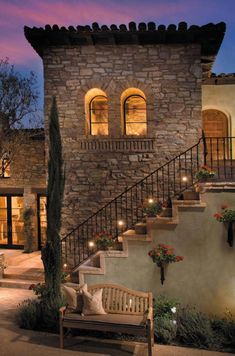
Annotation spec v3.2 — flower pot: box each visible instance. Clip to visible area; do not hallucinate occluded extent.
[182,191,200,200]
[135,222,147,234]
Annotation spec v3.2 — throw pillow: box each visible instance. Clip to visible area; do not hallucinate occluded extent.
[61,283,87,312]
[82,288,106,315]
[61,284,77,309]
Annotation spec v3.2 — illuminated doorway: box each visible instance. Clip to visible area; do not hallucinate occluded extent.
[202,109,228,159]
[0,195,24,249]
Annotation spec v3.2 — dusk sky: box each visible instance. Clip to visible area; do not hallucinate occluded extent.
[0,0,235,110]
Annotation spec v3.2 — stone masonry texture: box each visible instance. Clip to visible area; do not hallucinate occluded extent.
[43,43,202,234]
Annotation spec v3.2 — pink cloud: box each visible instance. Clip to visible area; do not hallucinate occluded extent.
[0,0,231,67]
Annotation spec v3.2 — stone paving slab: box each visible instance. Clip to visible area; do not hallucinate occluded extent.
[0,288,233,356]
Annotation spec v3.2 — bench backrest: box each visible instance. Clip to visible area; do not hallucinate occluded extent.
[88,283,152,315]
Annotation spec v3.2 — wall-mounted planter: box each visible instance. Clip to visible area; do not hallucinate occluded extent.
[157,262,166,285]
[226,221,234,247]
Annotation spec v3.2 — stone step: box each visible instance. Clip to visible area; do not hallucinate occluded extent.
[0,278,40,290]
[3,267,44,281]
[6,251,42,267]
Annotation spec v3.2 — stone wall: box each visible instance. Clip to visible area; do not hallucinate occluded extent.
[0,136,46,190]
[43,43,202,233]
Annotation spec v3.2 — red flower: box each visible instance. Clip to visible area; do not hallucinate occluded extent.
[214,213,223,219]
[221,204,228,210]
[176,256,184,262]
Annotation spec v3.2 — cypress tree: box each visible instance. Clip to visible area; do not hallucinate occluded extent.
[41,97,64,305]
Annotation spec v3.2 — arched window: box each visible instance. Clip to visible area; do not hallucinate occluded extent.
[89,95,108,135]
[85,89,109,135]
[122,90,147,135]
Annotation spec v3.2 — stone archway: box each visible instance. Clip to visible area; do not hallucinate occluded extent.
[202,109,229,160]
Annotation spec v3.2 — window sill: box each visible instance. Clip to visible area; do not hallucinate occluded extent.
[77,137,155,152]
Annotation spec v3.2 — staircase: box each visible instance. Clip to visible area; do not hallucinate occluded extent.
[62,136,235,271]
[0,250,44,289]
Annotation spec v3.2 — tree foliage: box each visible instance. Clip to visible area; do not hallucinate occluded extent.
[0,58,38,130]
[0,58,41,178]
[41,97,64,305]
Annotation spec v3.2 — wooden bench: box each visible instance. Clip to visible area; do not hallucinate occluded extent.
[59,283,154,355]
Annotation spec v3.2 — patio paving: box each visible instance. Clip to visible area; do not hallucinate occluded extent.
[0,287,233,356]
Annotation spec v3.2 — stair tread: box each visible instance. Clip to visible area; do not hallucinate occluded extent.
[0,278,41,289]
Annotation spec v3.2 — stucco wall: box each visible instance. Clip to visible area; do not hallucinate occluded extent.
[43,43,202,232]
[202,84,235,136]
[84,190,235,315]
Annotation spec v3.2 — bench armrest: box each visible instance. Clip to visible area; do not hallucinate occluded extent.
[142,306,153,325]
[59,306,67,318]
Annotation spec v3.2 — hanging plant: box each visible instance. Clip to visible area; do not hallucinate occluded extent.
[214,204,235,247]
[148,244,184,284]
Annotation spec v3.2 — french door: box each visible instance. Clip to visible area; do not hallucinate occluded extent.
[0,195,24,249]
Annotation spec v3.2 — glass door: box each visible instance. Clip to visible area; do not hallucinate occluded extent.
[0,197,8,246]
[0,195,24,249]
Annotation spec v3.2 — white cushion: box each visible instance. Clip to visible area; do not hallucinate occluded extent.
[82,288,106,315]
[61,283,87,312]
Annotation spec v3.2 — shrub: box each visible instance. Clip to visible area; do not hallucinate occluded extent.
[153,295,178,344]
[211,316,235,351]
[176,306,214,349]
[17,282,66,332]
[16,299,41,330]
[16,297,65,333]
[154,316,177,344]
[154,295,179,319]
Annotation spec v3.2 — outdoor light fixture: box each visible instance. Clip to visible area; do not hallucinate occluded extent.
[148,198,154,204]
[88,241,95,248]
[63,263,67,268]
[182,176,188,182]
[118,220,124,227]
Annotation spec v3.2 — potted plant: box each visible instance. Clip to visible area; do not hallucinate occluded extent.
[95,231,114,250]
[143,200,163,218]
[148,244,184,284]
[195,165,216,181]
[214,204,235,247]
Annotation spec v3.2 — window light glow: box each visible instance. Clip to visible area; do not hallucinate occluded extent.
[182,176,188,182]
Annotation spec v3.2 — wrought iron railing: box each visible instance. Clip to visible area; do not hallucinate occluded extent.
[204,137,235,180]
[61,136,235,269]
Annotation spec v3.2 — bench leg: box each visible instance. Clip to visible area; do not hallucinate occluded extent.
[60,321,64,349]
[147,321,153,356]
[151,322,155,346]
